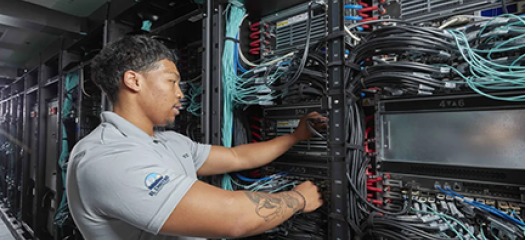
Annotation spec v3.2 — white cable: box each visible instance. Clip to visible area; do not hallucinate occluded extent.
[345,25,361,42]
[439,15,494,29]
[80,67,90,97]
[439,18,459,29]
[237,14,258,67]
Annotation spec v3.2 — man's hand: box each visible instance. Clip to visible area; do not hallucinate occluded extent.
[293,181,323,213]
[197,112,327,176]
[292,112,327,142]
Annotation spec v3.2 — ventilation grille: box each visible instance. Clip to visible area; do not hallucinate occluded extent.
[399,0,493,21]
[273,14,326,56]
[410,165,507,180]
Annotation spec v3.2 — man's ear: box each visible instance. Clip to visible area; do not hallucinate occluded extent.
[122,70,143,92]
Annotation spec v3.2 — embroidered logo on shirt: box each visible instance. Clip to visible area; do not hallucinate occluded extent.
[145,173,170,196]
[182,153,189,158]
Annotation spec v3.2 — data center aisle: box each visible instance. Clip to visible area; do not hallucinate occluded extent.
[0,218,15,240]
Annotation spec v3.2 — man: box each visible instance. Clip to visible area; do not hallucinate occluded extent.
[66,35,325,240]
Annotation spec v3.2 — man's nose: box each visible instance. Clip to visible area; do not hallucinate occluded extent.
[177,90,184,100]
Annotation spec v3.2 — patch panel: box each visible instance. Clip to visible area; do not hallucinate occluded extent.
[263,162,329,180]
[259,0,328,58]
[383,173,525,203]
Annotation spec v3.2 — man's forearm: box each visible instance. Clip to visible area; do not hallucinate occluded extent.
[235,190,303,237]
[232,133,300,170]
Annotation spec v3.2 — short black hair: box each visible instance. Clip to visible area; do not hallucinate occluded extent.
[91,35,178,103]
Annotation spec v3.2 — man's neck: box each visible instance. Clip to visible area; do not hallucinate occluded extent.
[112,104,155,136]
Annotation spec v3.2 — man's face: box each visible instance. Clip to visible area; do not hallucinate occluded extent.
[139,59,184,126]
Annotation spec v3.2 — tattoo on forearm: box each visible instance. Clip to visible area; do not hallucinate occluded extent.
[243,192,300,221]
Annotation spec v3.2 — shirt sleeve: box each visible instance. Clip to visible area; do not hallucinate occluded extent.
[188,140,212,171]
[78,150,197,235]
[170,132,212,170]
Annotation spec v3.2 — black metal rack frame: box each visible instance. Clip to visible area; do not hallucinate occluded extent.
[205,0,352,239]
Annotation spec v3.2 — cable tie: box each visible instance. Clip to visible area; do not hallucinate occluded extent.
[324,30,346,41]
[444,82,456,89]
[224,37,240,43]
[346,144,365,151]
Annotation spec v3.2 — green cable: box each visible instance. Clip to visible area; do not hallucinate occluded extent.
[221,3,245,148]
[221,3,245,192]
[269,182,296,193]
[480,225,488,240]
[412,206,478,239]
[55,71,79,228]
[412,201,463,239]
[445,21,525,101]
[186,83,202,116]
[141,20,153,32]
[490,226,501,240]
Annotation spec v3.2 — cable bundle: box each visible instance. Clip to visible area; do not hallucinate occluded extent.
[223,1,320,147]
[343,14,525,240]
[446,14,525,101]
[358,195,525,240]
[55,70,80,228]
[346,24,462,96]
[222,3,246,147]
[345,14,525,100]
[227,57,292,105]
[186,82,202,116]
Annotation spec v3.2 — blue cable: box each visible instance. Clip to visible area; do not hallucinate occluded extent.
[345,16,363,21]
[345,4,363,9]
[437,186,525,227]
[436,185,459,197]
[235,33,248,73]
[236,171,288,182]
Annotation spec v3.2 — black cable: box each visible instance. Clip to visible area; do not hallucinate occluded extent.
[364,26,453,42]
[347,172,411,216]
[364,229,409,240]
[375,222,450,240]
[267,1,314,90]
[362,217,452,240]
[306,118,326,140]
[365,62,447,76]
[502,0,509,13]
[355,36,456,53]
[362,72,445,89]
[346,19,412,38]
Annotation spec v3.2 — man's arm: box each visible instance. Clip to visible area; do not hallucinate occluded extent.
[160,180,322,238]
[197,112,326,176]
[197,134,299,176]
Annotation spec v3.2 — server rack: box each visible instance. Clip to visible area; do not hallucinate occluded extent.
[207,0,351,239]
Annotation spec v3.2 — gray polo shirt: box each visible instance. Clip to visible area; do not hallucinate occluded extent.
[66,112,211,240]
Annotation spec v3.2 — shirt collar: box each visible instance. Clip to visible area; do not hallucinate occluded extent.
[100,111,165,142]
